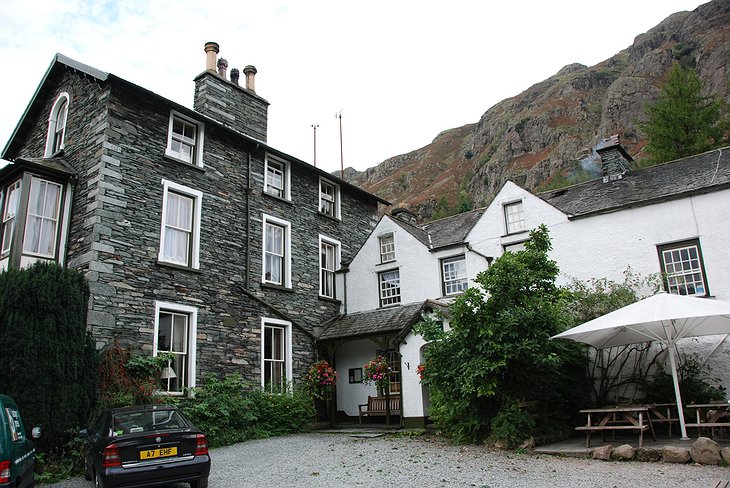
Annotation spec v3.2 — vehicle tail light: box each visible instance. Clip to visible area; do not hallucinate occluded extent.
[0,460,10,483]
[102,444,122,468]
[194,434,208,456]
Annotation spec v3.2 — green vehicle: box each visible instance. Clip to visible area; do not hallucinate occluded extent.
[0,395,40,488]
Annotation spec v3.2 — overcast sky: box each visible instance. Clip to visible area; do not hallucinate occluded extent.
[0,0,706,174]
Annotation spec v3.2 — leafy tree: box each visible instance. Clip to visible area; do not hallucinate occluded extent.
[454,190,473,213]
[640,63,726,165]
[416,226,589,443]
[431,195,452,220]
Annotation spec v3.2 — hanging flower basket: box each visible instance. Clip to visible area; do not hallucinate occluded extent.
[416,363,426,382]
[363,355,391,391]
[307,360,337,401]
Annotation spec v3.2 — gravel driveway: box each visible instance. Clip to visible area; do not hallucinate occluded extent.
[48,432,728,487]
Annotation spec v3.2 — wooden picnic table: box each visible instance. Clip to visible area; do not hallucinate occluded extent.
[686,402,730,439]
[646,403,680,436]
[576,406,656,447]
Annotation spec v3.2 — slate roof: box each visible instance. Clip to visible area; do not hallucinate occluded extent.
[2,54,389,206]
[537,146,730,218]
[318,300,447,341]
[390,207,486,250]
[0,157,77,181]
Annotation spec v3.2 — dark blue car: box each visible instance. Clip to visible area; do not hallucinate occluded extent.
[80,405,210,488]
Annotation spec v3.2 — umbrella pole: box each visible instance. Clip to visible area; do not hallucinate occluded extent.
[667,344,689,440]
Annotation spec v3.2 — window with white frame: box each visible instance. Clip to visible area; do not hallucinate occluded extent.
[264,155,290,200]
[158,180,202,269]
[319,178,340,218]
[262,215,291,287]
[44,93,70,157]
[154,301,197,395]
[22,177,62,258]
[504,201,526,234]
[320,236,340,298]
[165,111,204,166]
[379,269,401,307]
[441,254,468,296]
[503,241,527,253]
[658,239,709,296]
[1,180,21,256]
[379,234,395,263]
[262,319,292,392]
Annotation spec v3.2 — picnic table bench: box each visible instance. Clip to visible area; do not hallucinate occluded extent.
[576,406,655,447]
[686,403,730,439]
[358,396,401,423]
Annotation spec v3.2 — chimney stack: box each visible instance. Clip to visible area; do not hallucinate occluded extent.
[194,43,269,142]
[204,42,219,72]
[596,134,633,181]
[243,65,257,92]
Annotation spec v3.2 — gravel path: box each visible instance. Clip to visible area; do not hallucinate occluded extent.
[48,432,729,488]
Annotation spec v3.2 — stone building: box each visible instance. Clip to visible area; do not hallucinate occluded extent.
[0,43,387,395]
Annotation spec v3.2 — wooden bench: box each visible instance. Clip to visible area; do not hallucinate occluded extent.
[358,396,401,423]
[576,425,650,447]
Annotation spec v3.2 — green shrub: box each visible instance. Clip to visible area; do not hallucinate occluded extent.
[642,356,726,405]
[0,262,97,455]
[489,402,535,449]
[176,374,315,448]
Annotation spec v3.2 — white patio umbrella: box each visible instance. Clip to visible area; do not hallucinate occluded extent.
[551,291,730,440]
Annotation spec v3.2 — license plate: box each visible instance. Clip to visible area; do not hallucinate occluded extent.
[139,447,178,460]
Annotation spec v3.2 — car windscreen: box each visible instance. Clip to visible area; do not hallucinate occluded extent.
[111,410,188,436]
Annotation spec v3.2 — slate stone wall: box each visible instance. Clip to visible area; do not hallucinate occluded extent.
[8,65,379,388]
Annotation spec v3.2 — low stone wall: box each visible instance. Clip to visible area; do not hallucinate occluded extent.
[592,437,729,465]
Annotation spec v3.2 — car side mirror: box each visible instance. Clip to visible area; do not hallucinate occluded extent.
[78,428,88,438]
[31,427,42,439]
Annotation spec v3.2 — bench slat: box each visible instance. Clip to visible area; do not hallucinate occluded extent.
[358,396,401,423]
[576,425,649,431]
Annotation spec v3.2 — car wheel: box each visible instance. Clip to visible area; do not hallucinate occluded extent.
[190,477,209,488]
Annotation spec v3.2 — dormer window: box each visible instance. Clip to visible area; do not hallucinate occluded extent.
[44,93,70,157]
[504,201,526,234]
[319,178,340,219]
[165,111,204,167]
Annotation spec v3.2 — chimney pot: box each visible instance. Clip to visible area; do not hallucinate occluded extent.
[243,65,257,92]
[230,68,240,86]
[204,42,220,72]
[217,58,228,79]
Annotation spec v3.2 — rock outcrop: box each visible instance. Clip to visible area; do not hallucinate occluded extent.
[344,0,730,221]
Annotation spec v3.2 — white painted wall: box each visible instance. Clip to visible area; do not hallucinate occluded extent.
[471,181,730,392]
[346,215,491,314]
[335,339,379,417]
[399,330,429,419]
[470,181,730,299]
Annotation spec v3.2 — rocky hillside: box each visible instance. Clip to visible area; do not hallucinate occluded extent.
[343,0,730,220]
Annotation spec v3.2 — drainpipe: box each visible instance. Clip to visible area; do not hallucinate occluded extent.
[245,152,252,288]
